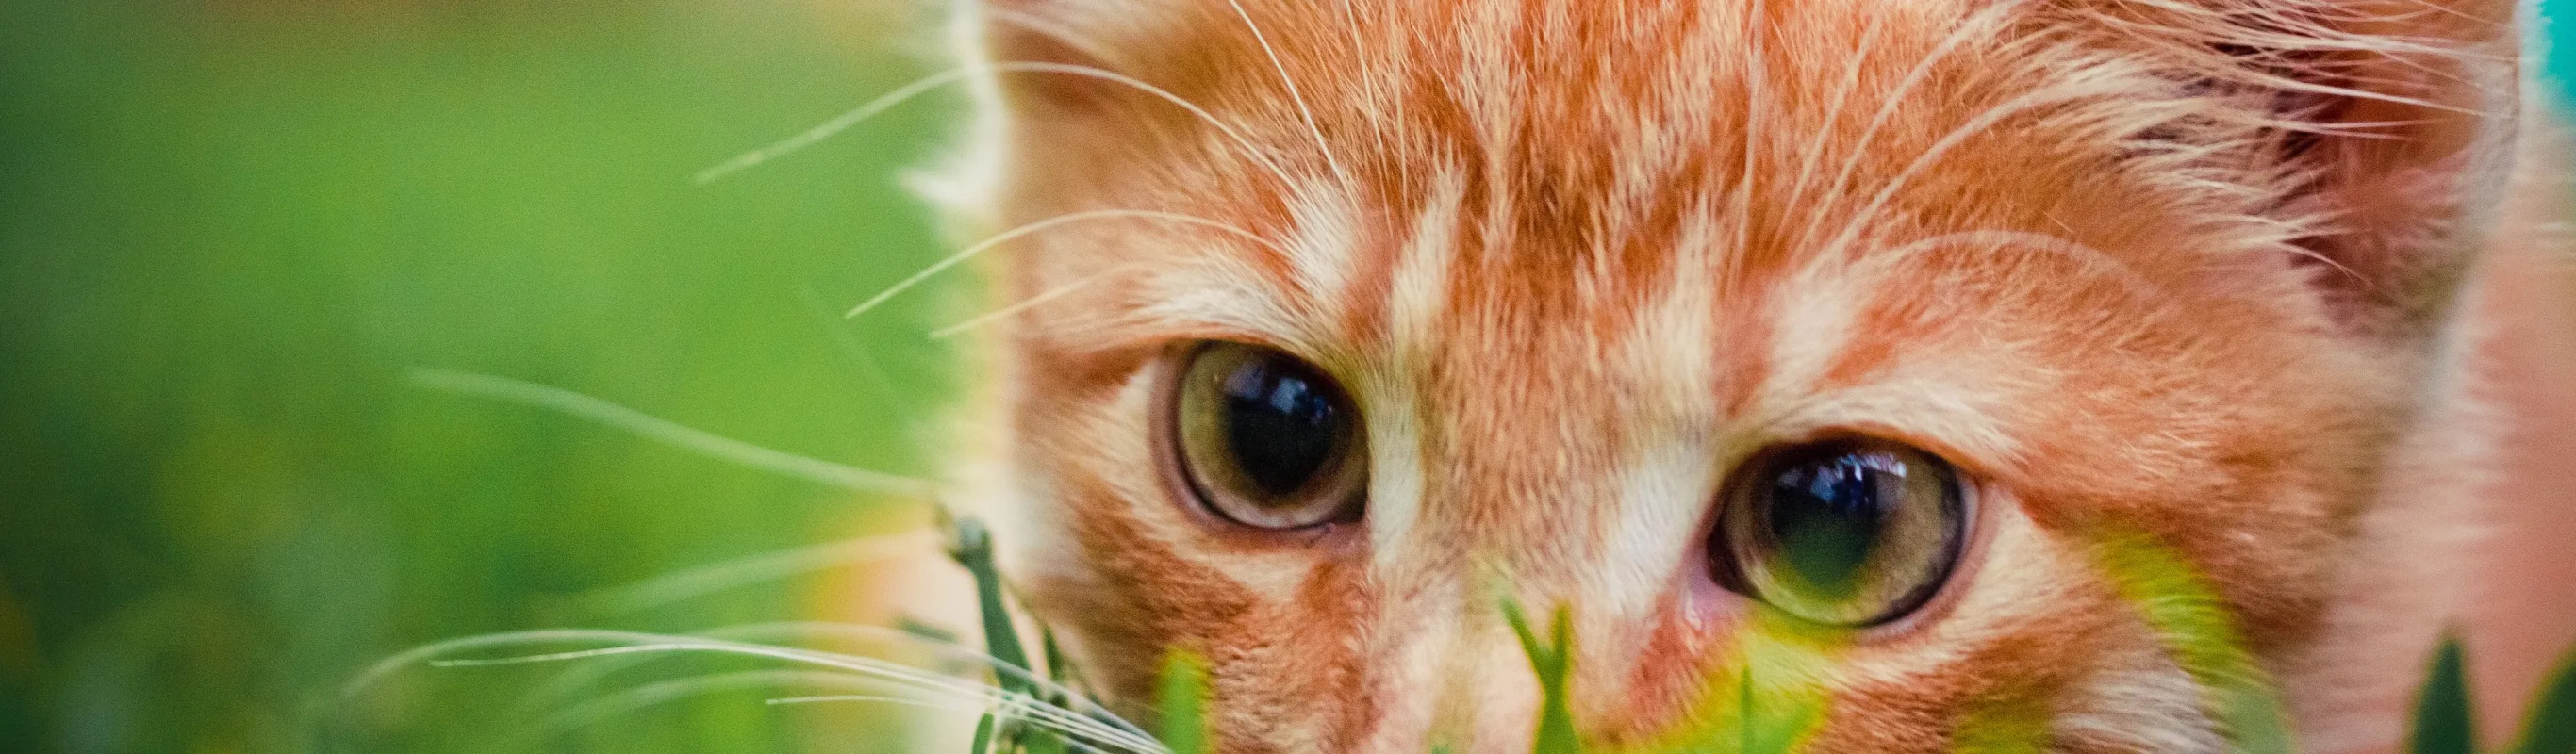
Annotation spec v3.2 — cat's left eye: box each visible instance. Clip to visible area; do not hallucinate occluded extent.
[1709,439,1969,628]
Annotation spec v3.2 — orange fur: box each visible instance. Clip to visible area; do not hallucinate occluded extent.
[923,0,2571,751]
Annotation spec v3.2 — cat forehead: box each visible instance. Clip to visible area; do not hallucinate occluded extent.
[997,0,2227,315]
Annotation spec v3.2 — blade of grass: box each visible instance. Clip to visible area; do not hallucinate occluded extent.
[1740,658,1825,754]
[954,517,1043,753]
[2513,643,2576,754]
[952,518,1034,683]
[1022,729,1069,754]
[1043,629,1073,686]
[1157,650,1212,754]
[971,714,998,754]
[2089,528,2295,754]
[2410,636,2475,754]
[1947,692,2050,754]
[1500,596,1581,754]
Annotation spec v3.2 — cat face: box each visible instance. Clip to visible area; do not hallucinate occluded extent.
[947,0,2521,750]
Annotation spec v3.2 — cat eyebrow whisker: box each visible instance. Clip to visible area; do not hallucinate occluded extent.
[1329,0,1388,177]
[846,209,1283,320]
[1817,72,2118,264]
[1792,0,2043,252]
[407,369,933,497]
[1778,8,1891,214]
[1861,229,2168,303]
[930,264,1136,339]
[1225,0,1353,191]
[698,61,1297,189]
[1731,0,1770,287]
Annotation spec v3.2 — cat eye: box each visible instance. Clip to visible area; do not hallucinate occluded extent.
[1164,342,1367,531]
[1710,439,1968,628]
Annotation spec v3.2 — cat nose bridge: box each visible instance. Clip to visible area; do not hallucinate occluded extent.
[1412,420,1643,584]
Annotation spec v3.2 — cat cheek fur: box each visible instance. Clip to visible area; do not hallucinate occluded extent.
[931,0,2543,751]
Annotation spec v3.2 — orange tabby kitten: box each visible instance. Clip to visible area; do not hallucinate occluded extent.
[915,0,2576,751]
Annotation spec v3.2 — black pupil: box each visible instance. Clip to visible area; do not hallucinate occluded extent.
[1218,358,1346,497]
[1766,452,1894,598]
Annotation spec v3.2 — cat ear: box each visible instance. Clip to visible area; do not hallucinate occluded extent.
[2119,0,2525,340]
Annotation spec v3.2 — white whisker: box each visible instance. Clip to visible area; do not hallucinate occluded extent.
[546,669,900,734]
[682,621,1151,739]
[696,67,980,185]
[352,630,1167,753]
[931,265,1132,339]
[764,693,959,711]
[1226,0,1350,188]
[407,369,933,496]
[701,61,1297,188]
[1781,8,1891,212]
[845,209,1280,320]
[1734,0,1769,272]
[1817,78,2108,262]
[580,530,942,615]
[1794,0,2039,250]
[511,621,1147,741]
[1864,229,2168,302]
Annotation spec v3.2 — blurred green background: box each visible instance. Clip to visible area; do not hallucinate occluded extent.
[1,0,971,750]
[3,1,2574,752]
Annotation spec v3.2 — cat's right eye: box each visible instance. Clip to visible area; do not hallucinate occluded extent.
[1162,342,1368,531]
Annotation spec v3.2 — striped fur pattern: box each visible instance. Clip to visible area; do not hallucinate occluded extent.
[928,0,2550,751]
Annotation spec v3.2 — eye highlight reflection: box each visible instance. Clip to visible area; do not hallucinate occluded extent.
[1711,439,1969,627]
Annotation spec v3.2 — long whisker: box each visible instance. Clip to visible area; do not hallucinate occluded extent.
[516,621,1149,742]
[764,693,963,713]
[539,666,1100,753]
[1226,0,1350,188]
[930,264,1134,339]
[407,369,933,496]
[353,630,1166,753]
[695,67,976,184]
[545,669,901,734]
[579,530,942,615]
[844,209,1281,320]
[698,61,1297,188]
[435,646,1155,752]
[748,622,1158,742]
